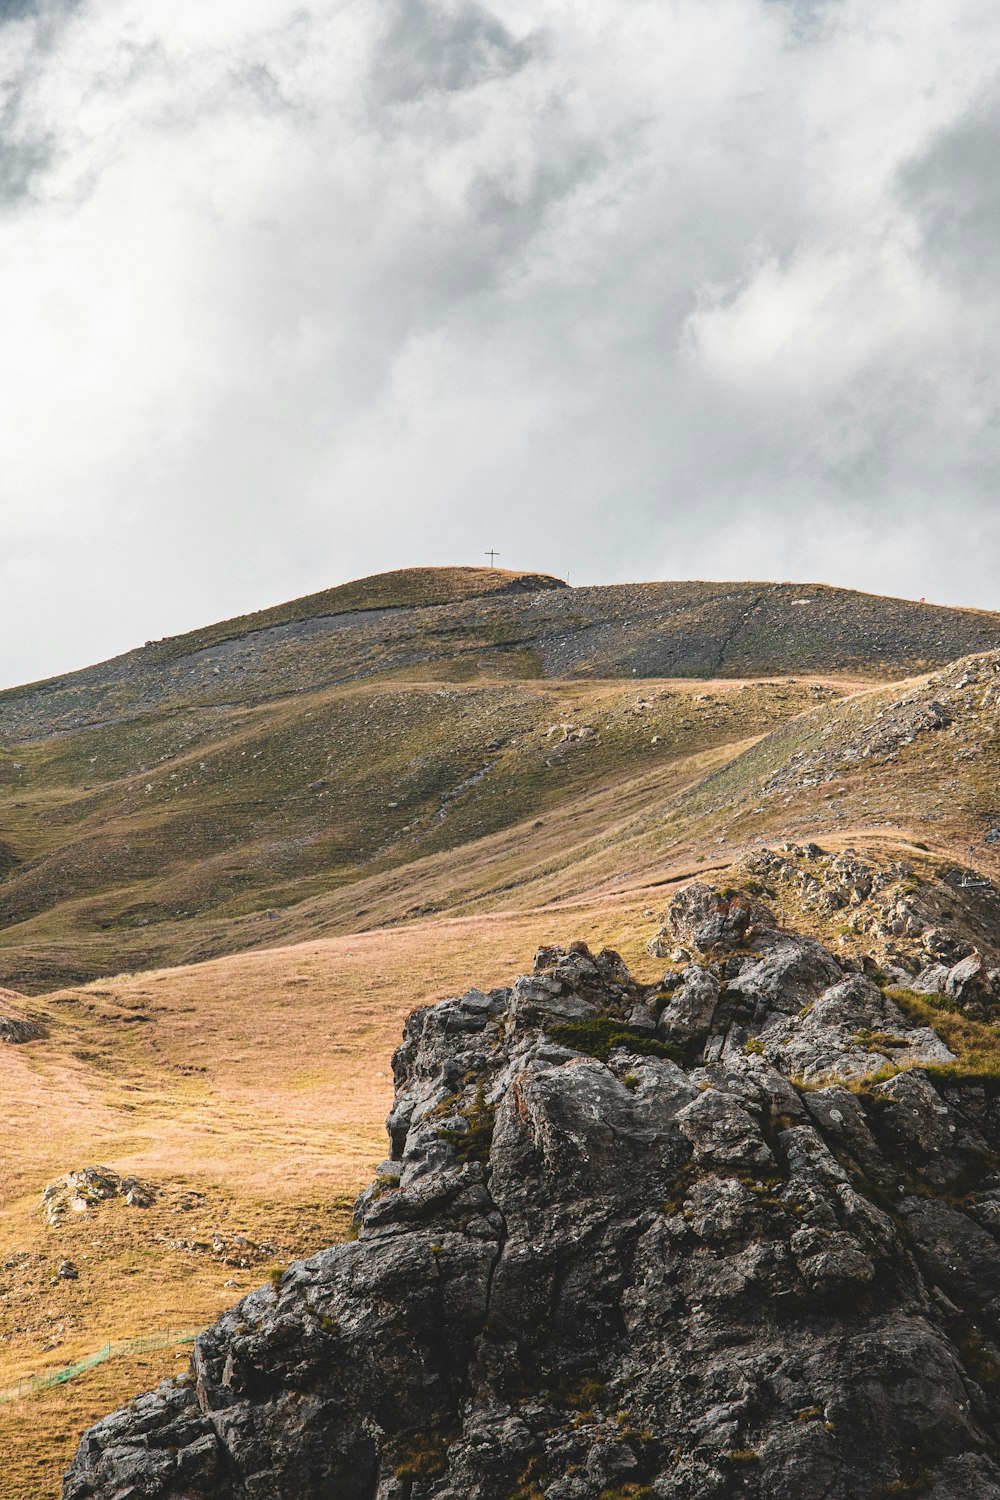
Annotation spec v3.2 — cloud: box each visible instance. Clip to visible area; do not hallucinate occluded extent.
[0,0,81,206]
[373,0,531,103]
[0,0,999,686]
[901,88,1000,289]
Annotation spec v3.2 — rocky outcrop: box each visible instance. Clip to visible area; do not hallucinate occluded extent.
[0,986,44,1042]
[64,899,1000,1500]
[42,1167,156,1227]
[0,1013,45,1043]
[736,842,1000,1006]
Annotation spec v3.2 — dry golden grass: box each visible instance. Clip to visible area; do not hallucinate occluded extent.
[2,1346,204,1498]
[0,674,853,991]
[4,651,998,1495]
[0,896,674,1497]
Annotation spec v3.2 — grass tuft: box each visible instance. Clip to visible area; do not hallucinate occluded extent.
[546,1018,682,1064]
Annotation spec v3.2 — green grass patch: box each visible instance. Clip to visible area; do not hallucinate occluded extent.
[436,1083,496,1163]
[545,1018,683,1064]
[887,988,1000,1084]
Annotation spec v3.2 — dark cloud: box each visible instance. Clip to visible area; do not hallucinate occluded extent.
[901,87,1000,287]
[0,0,82,206]
[373,0,531,104]
[0,124,50,203]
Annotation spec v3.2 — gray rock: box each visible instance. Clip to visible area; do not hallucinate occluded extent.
[63,895,1000,1500]
[42,1167,157,1226]
[657,965,720,1043]
[946,952,996,1013]
[0,1013,45,1043]
[667,882,771,954]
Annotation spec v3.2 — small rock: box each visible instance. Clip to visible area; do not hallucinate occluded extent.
[0,1013,45,1044]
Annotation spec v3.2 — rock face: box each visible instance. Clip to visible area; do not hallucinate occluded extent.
[64,900,1000,1500]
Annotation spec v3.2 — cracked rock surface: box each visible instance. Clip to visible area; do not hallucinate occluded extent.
[64,894,1000,1500]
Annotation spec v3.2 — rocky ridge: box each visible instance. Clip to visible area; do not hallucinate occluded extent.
[65,881,1000,1500]
[757,649,1000,801]
[4,578,999,745]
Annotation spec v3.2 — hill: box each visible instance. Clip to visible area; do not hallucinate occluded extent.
[0,568,998,992]
[2,571,998,744]
[2,571,1000,1493]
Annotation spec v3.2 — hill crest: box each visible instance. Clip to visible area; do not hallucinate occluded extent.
[2,572,999,747]
[140,565,568,666]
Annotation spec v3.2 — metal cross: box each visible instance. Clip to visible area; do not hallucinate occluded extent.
[485,549,500,566]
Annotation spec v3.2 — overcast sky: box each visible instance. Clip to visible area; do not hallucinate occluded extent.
[2,0,1000,685]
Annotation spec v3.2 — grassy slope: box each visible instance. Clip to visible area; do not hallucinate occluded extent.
[3,570,1000,1492]
[0,677,843,990]
[0,901,672,1495]
[259,654,1000,939]
[656,652,1000,878]
[5,649,997,996]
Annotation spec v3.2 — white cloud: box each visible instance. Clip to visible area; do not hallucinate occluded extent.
[0,0,999,685]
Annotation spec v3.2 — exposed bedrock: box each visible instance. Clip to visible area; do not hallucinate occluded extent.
[65,889,1000,1500]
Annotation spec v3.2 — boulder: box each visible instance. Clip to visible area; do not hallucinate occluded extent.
[667,882,771,954]
[0,1013,45,1043]
[946,952,997,1014]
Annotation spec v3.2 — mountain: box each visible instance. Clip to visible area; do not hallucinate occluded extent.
[64,875,1000,1500]
[1,568,998,993]
[2,570,1000,1495]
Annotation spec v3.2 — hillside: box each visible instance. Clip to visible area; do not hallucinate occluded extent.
[2,573,1000,1494]
[0,675,841,991]
[1,567,998,992]
[2,648,998,993]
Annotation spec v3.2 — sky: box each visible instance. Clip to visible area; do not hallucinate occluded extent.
[2,0,1000,686]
